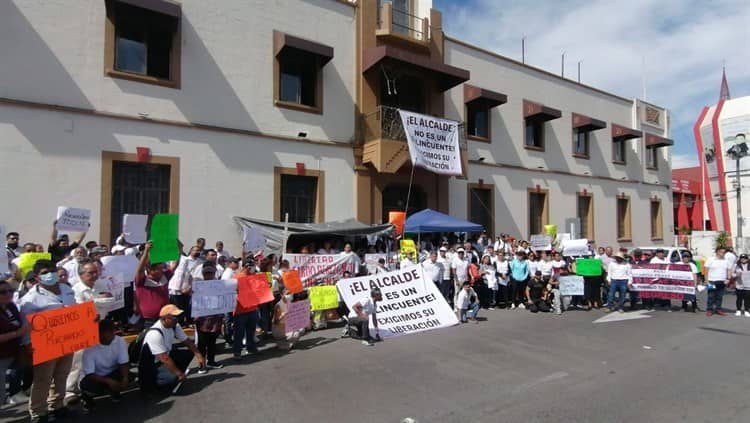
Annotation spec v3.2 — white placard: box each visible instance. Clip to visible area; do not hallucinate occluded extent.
[562,238,589,257]
[558,275,584,296]
[191,279,238,318]
[100,255,139,285]
[242,227,266,254]
[122,214,148,244]
[399,110,462,176]
[336,265,458,338]
[97,274,125,313]
[55,207,91,232]
[529,234,552,251]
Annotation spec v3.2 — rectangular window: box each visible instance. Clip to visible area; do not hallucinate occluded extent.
[646,147,658,169]
[528,191,549,237]
[279,58,318,107]
[617,196,631,240]
[650,200,663,240]
[105,0,180,87]
[573,129,589,157]
[577,194,593,240]
[613,140,626,163]
[467,104,490,140]
[280,174,318,223]
[468,186,494,236]
[525,120,544,150]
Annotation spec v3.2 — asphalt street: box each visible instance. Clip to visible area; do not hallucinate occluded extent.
[5,295,750,423]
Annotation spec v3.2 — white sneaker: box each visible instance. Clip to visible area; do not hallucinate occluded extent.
[518,303,526,310]
[511,304,516,310]
[736,310,742,317]
[361,340,374,346]
[745,311,750,317]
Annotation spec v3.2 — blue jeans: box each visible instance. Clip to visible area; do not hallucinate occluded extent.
[706,281,726,312]
[232,311,259,356]
[460,302,480,322]
[607,280,628,311]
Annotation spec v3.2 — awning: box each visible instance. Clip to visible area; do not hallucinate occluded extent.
[274,31,334,65]
[645,133,674,148]
[523,100,561,122]
[464,84,507,109]
[572,113,606,132]
[233,217,393,256]
[404,209,483,233]
[611,123,642,142]
[115,0,181,17]
[362,45,470,91]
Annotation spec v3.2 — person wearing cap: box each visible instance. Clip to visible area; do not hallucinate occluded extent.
[451,249,470,309]
[509,251,530,309]
[605,253,631,313]
[525,271,551,313]
[221,256,241,280]
[704,247,732,316]
[680,252,700,313]
[733,253,750,317]
[349,287,382,346]
[141,304,205,390]
[18,259,77,422]
[194,264,225,374]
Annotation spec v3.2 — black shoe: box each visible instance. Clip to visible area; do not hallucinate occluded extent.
[30,416,50,423]
[53,407,72,419]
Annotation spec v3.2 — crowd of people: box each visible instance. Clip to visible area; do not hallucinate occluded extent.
[1,225,745,422]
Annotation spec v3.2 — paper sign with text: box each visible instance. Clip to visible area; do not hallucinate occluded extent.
[55,207,91,232]
[558,275,584,296]
[336,265,458,338]
[285,254,358,288]
[122,214,148,245]
[308,285,339,311]
[242,227,266,254]
[191,279,238,318]
[285,299,311,333]
[236,274,274,311]
[630,263,695,300]
[100,255,139,285]
[27,302,99,365]
[97,275,125,314]
[282,270,304,294]
[400,110,462,176]
[529,234,552,252]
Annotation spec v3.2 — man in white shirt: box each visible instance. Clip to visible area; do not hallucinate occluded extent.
[79,320,130,410]
[192,249,221,280]
[605,253,631,313]
[140,305,205,391]
[451,249,470,308]
[649,248,670,265]
[725,247,738,269]
[348,288,382,346]
[437,247,453,302]
[400,251,416,269]
[221,257,240,280]
[704,247,732,316]
[456,282,480,323]
[649,248,672,310]
[60,247,88,286]
[215,241,231,260]
[18,260,77,421]
[422,251,443,286]
[168,246,202,322]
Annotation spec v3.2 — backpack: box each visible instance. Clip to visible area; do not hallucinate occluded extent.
[128,327,163,365]
[131,328,164,392]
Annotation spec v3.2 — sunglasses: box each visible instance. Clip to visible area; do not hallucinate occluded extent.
[0,289,12,295]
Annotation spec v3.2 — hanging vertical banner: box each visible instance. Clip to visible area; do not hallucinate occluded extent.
[399,110,462,176]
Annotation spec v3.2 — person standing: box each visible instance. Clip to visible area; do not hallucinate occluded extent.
[0,279,30,408]
[168,246,202,322]
[437,247,453,303]
[215,241,231,260]
[605,253,631,313]
[480,254,498,309]
[509,252,530,309]
[704,247,732,316]
[18,260,77,422]
[733,254,750,317]
[134,242,171,328]
[422,251,443,287]
[5,232,21,261]
[232,261,260,360]
[495,251,511,309]
[48,220,88,264]
[194,265,225,374]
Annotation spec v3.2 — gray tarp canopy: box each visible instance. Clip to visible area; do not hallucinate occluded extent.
[233,216,394,256]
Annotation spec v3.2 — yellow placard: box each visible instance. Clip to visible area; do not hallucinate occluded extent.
[309,285,339,311]
[400,239,417,260]
[17,253,52,278]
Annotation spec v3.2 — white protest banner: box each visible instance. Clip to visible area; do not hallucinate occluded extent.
[630,263,696,300]
[285,254,359,288]
[285,299,311,333]
[562,239,589,257]
[364,253,387,273]
[100,255,139,285]
[336,265,458,338]
[122,214,148,244]
[191,279,238,318]
[558,275,584,296]
[55,207,91,232]
[242,227,266,254]
[96,274,125,314]
[399,110,462,176]
[529,234,552,251]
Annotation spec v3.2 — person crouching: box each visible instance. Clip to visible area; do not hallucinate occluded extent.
[457,282,480,323]
[526,271,551,313]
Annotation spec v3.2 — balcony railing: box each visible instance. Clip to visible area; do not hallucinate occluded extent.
[361,105,466,147]
[377,3,430,42]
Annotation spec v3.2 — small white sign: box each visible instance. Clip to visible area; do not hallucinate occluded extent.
[55,207,91,232]
[122,214,148,244]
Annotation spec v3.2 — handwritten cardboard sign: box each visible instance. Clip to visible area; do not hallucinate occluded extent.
[285,299,311,333]
[309,285,339,311]
[282,270,304,294]
[558,275,585,296]
[242,227,266,254]
[27,302,99,365]
[191,279,238,318]
[55,207,91,232]
[100,255,139,285]
[237,274,274,310]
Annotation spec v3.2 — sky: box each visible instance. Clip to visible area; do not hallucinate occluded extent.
[434,0,750,169]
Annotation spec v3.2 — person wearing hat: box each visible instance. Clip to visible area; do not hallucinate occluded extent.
[733,253,750,317]
[349,288,383,346]
[680,252,700,313]
[141,304,205,390]
[605,253,631,313]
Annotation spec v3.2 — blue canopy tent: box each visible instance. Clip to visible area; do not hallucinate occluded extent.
[404,209,483,233]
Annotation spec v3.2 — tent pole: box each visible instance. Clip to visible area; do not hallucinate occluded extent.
[404,163,417,217]
[281,213,289,257]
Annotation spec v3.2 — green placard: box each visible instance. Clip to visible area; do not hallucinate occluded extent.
[149,214,180,264]
[575,258,603,276]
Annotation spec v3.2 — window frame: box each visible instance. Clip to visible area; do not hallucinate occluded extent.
[274,167,325,223]
[616,195,632,241]
[467,183,495,237]
[612,139,627,165]
[646,146,658,170]
[466,103,491,142]
[576,192,594,240]
[275,53,323,114]
[104,0,182,89]
[524,119,545,151]
[527,188,549,238]
[650,199,663,240]
[572,129,590,159]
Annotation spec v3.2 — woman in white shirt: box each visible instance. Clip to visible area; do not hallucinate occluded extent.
[733,253,750,317]
[605,254,631,313]
[680,252,700,313]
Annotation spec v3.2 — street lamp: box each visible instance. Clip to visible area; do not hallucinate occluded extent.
[726,133,748,251]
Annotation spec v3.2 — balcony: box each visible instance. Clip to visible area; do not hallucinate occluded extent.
[361,105,466,174]
[376,3,430,50]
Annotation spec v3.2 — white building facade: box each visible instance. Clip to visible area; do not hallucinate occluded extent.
[0,0,673,250]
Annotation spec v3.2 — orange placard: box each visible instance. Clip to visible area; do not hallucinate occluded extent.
[236,274,274,313]
[389,211,406,235]
[27,302,99,365]
[283,270,304,294]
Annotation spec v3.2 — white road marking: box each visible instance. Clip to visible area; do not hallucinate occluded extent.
[593,310,652,323]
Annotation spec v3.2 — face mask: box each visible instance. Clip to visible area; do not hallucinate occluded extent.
[40,272,59,286]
